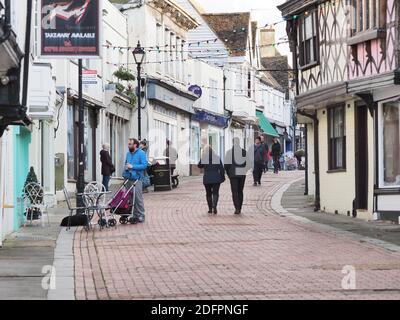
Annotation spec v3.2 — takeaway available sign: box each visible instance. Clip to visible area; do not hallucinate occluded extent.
[40,0,101,58]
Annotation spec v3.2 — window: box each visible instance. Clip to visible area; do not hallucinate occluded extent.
[164,29,170,75]
[298,9,318,67]
[351,0,383,35]
[381,102,400,187]
[328,105,346,170]
[209,79,218,111]
[235,70,243,95]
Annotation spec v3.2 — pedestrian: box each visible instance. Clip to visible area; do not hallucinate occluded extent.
[253,137,265,186]
[260,135,269,173]
[100,143,114,191]
[198,145,225,215]
[164,140,178,177]
[225,138,247,215]
[271,138,282,174]
[123,138,148,224]
[140,140,150,193]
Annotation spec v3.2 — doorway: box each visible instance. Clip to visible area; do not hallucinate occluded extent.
[355,103,369,210]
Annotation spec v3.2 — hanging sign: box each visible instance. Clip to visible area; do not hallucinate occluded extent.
[39,0,101,58]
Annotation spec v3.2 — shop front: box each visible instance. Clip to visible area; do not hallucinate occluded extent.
[147,78,198,177]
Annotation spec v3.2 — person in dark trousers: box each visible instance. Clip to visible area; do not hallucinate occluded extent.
[271,138,282,174]
[100,143,114,191]
[260,135,269,173]
[253,137,265,186]
[225,138,247,215]
[198,146,225,215]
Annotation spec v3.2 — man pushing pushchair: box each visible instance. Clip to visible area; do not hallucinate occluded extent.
[122,138,148,224]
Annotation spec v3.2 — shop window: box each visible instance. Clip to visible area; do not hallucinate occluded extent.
[328,104,346,170]
[67,103,76,180]
[381,102,400,186]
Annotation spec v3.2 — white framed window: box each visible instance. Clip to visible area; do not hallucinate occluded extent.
[379,101,400,187]
[209,79,218,112]
[164,29,170,75]
[235,70,243,95]
[351,0,383,35]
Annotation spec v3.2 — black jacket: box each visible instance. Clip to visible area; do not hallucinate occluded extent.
[224,146,247,178]
[254,144,265,164]
[198,153,225,185]
[271,142,282,157]
[100,150,114,176]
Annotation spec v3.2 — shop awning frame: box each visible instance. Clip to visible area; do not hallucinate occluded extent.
[256,111,279,138]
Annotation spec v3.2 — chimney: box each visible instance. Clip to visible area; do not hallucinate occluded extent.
[259,27,277,58]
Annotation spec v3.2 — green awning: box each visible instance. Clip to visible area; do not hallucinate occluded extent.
[256,111,279,137]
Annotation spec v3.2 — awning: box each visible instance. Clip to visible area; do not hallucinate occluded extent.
[256,111,279,138]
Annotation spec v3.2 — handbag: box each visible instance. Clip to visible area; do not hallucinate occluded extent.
[111,164,116,174]
[141,174,151,188]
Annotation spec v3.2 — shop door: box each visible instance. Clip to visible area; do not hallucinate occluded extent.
[13,127,31,230]
[355,104,368,210]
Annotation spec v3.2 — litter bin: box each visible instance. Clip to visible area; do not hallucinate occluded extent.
[152,157,172,192]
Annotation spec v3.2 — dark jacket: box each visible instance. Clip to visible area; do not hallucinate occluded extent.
[254,144,265,164]
[271,142,282,157]
[224,146,247,178]
[100,150,114,176]
[198,152,225,185]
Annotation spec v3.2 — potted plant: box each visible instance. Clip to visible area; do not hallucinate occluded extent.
[23,167,43,220]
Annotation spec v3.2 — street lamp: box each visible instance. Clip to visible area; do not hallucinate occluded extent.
[132,41,145,141]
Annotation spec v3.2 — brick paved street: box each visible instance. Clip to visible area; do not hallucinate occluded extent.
[73,172,400,300]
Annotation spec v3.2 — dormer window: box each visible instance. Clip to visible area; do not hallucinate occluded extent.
[298,9,318,68]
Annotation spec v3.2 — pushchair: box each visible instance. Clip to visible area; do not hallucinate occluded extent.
[106,179,139,225]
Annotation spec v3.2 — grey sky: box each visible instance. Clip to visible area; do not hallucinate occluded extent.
[196,0,290,58]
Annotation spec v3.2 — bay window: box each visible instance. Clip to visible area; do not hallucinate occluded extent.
[298,9,318,67]
[380,102,400,187]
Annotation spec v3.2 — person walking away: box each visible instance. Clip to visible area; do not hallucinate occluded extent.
[260,135,269,173]
[164,140,178,177]
[198,146,225,215]
[225,138,247,215]
[100,143,114,191]
[123,138,148,224]
[271,138,282,174]
[253,137,265,186]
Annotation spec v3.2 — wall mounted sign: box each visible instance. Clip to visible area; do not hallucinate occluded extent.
[40,0,101,58]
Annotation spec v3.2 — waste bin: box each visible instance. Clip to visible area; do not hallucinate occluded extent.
[152,157,172,192]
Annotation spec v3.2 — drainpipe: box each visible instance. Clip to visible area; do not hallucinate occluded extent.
[303,124,308,195]
[21,0,33,110]
[298,109,320,212]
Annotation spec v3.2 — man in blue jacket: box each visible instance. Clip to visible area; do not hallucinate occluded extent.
[124,138,148,223]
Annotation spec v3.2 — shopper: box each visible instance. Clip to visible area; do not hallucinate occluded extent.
[123,138,148,224]
[253,137,265,186]
[100,143,114,191]
[164,140,178,177]
[271,138,282,174]
[198,146,225,215]
[225,138,247,215]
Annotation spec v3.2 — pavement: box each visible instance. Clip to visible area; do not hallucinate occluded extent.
[73,171,400,300]
[1,171,400,300]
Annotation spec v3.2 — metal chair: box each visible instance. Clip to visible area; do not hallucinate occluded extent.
[62,187,88,231]
[83,182,108,230]
[23,183,50,227]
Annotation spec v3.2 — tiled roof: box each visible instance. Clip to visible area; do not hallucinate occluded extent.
[261,56,290,98]
[201,12,250,57]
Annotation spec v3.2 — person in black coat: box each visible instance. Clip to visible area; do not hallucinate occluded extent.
[271,138,282,174]
[100,143,114,191]
[198,146,225,215]
[225,138,248,215]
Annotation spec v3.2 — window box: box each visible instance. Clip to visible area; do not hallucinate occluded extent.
[347,28,386,46]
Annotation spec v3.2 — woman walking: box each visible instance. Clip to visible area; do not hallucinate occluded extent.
[198,146,225,215]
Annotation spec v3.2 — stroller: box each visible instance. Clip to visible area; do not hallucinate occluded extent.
[106,179,139,225]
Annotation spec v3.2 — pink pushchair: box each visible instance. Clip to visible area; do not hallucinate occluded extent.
[107,179,139,225]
